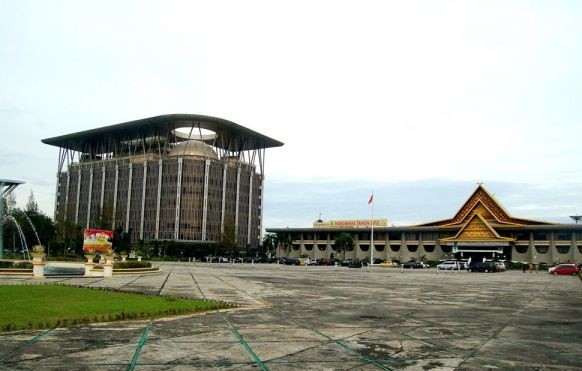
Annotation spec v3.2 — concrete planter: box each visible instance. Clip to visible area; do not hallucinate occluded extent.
[84,254,95,276]
[31,253,46,278]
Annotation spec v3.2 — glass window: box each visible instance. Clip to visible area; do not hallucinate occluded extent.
[407,245,418,252]
[304,233,314,240]
[556,245,570,254]
[441,245,452,253]
[533,231,547,240]
[374,232,385,240]
[406,232,418,241]
[291,233,301,240]
[423,245,435,253]
[555,231,571,241]
[576,232,582,240]
[360,245,369,252]
[388,232,401,240]
[321,244,329,251]
[515,231,529,240]
[498,231,512,238]
[535,245,548,254]
[374,245,385,252]
[292,244,300,250]
[304,244,313,251]
[515,245,528,254]
[316,232,327,241]
[359,232,370,240]
[422,232,438,241]
[390,244,400,252]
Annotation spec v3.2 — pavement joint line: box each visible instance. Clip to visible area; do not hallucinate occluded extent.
[0,328,52,363]
[127,321,152,371]
[156,269,173,296]
[190,272,268,370]
[454,283,552,371]
[116,275,145,291]
[212,274,271,308]
[270,306,393,371]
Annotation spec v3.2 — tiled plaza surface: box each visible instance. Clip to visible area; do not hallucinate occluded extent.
[1,263,581,370]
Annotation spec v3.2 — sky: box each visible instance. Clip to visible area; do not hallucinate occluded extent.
[1,0,581,228]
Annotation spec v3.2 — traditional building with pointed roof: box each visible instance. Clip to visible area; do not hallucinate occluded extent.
[267,185,582,265]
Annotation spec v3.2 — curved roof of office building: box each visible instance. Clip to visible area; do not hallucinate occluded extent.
[42,114,284,153]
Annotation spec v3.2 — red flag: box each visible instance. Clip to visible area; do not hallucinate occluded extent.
[368,194,374,205]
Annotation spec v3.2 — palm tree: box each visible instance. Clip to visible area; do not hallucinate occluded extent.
[334,232,354,260]
[276,232,292,258]
[263,232,278,257]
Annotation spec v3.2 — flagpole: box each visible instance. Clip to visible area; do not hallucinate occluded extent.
[370,192,374,265]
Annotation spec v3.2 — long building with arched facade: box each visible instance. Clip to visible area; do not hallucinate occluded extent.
[267,185,582,264]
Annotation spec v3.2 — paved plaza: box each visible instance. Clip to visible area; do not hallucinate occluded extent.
[1,263,582,370]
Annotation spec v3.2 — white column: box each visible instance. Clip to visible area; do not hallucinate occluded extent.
[258,175,265,249]
[201,159,211,241]
[112,164,119,230]
[125,162,133,232]
[53,172,60,221]
[246,173,254,246]
[175,157,183,240]
[64,171,70,220]
[75,168,82,225]
[234,166,241,244]
[139,160,148,240]
[100,165,106,210]
[86,165,94,229]
[220,164,228,235]
[155,159,163,239]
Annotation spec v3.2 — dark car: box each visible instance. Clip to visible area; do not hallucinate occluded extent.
[348,259,363,268]
[402,260,427,269]
[285,258,300,266]
[467,261,497,272]
[341,259,353,267]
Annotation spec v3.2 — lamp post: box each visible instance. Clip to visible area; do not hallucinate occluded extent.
[0,179,24,259]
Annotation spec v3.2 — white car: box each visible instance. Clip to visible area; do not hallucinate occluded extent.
[437,261,461,270]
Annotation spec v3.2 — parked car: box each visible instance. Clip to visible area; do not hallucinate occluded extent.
[437,260,462,270]
[305,258,318,266]
[348,259,363,268]
[285,258,300,266]
[548,264,579,275]
[317,258,335,266]
[379,260,398,268]
[467,261,497,272]
[402,260,427,269]
[341,259,353,267]
[494,262,506,272]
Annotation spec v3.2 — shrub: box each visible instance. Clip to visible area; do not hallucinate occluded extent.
[113,261,152,269]
[0,261,33,269]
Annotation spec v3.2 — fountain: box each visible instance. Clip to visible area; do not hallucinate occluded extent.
[0,179,26,260]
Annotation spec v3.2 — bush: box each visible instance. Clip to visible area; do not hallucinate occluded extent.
[0,261,33,269]
[113,261,152,269]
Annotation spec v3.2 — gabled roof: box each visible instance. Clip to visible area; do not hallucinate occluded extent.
[417,184,553,226]
[440,213,513,242]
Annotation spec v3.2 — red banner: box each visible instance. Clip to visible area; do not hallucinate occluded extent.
[83,229,113,253]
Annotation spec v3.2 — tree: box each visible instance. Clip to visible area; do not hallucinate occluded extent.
[275,232,291,257]
[217,221,236,256]
[334,232,354,260]
[25,190,38,213]
[262,232,278,257]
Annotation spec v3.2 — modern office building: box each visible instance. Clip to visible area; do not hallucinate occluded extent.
[267,185,582,264]
[42,114,283,248]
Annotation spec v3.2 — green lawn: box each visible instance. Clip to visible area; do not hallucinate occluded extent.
[0,285,231,332]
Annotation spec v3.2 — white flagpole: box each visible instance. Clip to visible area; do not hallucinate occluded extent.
[370,192,374,265]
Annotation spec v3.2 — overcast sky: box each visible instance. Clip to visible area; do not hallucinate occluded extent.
[1,1,581,228]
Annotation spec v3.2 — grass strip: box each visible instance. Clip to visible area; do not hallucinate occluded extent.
[0,285,231,332]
